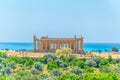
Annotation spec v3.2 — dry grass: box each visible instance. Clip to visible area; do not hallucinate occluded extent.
[1,50,120,59]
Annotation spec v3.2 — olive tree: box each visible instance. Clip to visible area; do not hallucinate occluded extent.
[85,60,97,67]
[71,67,82,75]
[30,68,39,74]
[4,67,11,75]
[0,64,3,69]
[112,47,119,52]
[33,62,43,71]
[93,57,102,67]
[50,69,62,76]
[43,53,57,63]
[7,62,16,69]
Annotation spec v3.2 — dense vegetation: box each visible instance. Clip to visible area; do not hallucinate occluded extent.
[0,48,120,80]
[112,47,119,52]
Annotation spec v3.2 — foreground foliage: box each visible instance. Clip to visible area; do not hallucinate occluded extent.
[0,51,120,80]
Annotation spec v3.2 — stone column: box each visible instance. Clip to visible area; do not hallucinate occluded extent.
[59,40,61,48]
[41,40,43,50]
[69,41,71,49]
[45,40,47,49]
[39,40,41,49]
[38,40,40,51]
[56,40,59,49]
[74,39,76,50]
[80,35,84,50]
[33,35,37,52]
[62,40,64,48]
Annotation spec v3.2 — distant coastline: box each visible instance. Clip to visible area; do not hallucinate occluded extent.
[0,42,120,52]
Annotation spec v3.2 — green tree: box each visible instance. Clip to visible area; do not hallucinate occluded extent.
[99,66,112,73]
[30,68,39,75]
[14,70,32,80]
[0,64,4,69]
[108,55,113,63]
[71,67,82,75]
[47,61,58,70]
[93,57,102,67]
[43,53,57,63]
[50,69,62,76]
[33,62,43,71]
[60,55,68,63]
[84,67,94,73]
[100,59,109,66]
[7,62,16,69]
[4,67,11,75]
[112,47,119,52]
[85,60,97,67]
[55,59,63,67]
[40,74,48,80]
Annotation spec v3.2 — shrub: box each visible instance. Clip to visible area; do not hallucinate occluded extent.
[56,48,72,57]
[14,70,32,80]
[71,67,82,75]
[100,59,109,66]
[0,67,11,75]
[2,52,8,58]
[45,76,56,80]
[0,52,7,58]
[8,56,19,63]
[4,67,11,75]
[93,57,102,67]
[99,66,112,73]
[55,59,63,67]
[16,70,29,77]
[50,69,62,76]
[30,68,39,74]
[33,62,43,71]
[57,73,81,80]
[0,64,4,69]
[111,66,120,74]
[108,55,113,63]
[84,67,94,73]
[60,55,68,63]
[47,61,58,70]
[47,58,53,63]
[38,58,44,63]
[0,58,3,63]
[7,62,16,69]
[24,58,34,67]
[112,47,119,52]
[43,53,57,63]
[85,60,97,67]
[59,63,68,68]
[68,55,78,62]
[40,74,48,79]
[115,58,120,63]
[75,61,86,69]
[1,61,7,66]
[0,68,5,75]
[55,59,68,68]
[83,72,119,80]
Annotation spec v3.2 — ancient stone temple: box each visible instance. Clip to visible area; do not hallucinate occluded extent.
[33,35,84,54]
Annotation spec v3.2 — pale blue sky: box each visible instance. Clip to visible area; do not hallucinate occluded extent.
[0,0,120,43]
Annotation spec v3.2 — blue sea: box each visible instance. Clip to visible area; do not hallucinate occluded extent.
[0,43,120,52]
